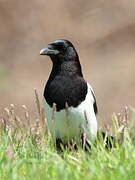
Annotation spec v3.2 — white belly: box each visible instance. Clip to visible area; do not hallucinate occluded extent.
[43,83,97,144]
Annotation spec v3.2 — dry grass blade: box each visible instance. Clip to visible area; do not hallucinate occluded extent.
[34,89,47,133]
[51,103,56,140]
[65,102,69,123]
[52,103,56,123]
[112,113,119,137]
[34,89,41,117]
[123,106,128,126]
[82,133,87,150]
[65,102,69,112]
[41,107,47,133]
[31,117,44,149]
[22,105,30,128]
[41,107,45,127]
[14,115,24,133]
[103,131,108,147]
[104,124,111,134]
[112,107,131,143]
[4,107,13,131]
[1,117,7,132]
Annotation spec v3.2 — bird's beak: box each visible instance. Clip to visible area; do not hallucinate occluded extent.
[40,47,60,56]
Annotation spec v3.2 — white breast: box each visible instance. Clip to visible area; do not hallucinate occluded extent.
[43,83,97,144]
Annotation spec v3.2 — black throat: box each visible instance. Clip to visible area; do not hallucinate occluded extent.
[44,57,87,111]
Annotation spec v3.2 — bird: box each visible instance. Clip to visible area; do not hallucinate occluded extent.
[40,39,98,151]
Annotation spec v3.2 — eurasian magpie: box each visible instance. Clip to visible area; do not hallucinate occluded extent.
[40,39,98,151]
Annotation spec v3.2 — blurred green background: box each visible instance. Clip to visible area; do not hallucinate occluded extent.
[0,0,135,123]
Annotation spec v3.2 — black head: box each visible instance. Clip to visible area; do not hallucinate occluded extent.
[41,40,86,110]
[40,39,79,63]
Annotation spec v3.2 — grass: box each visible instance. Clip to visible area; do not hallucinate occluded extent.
[0,90,135,180]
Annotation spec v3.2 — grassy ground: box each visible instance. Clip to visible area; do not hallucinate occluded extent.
[0,92,135,180]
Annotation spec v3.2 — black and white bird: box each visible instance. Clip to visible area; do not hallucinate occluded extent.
[40,39,98,150]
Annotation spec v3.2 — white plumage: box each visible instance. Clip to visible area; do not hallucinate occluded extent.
[44,83,97,145]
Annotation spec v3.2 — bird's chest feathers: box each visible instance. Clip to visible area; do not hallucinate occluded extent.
[48,76,76,97]
[44,75,87,111]
[44,99,87,142]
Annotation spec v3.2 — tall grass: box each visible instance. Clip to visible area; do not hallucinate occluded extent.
[0,90,134,180]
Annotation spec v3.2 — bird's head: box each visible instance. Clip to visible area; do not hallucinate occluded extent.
[40,40,79,63]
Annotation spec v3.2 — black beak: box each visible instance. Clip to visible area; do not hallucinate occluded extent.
[40,47,59,56]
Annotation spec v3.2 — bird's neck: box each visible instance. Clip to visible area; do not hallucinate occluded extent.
[49,60,83,80]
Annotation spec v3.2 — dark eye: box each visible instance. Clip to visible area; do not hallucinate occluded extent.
[55,43,64,50]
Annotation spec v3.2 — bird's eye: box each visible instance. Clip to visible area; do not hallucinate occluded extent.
[55,44,64,50]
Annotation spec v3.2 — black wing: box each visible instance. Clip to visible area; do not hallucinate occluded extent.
[91,89,98,115]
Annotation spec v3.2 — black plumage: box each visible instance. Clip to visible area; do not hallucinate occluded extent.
[41,40,97,113]
[44,65,88,111]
